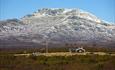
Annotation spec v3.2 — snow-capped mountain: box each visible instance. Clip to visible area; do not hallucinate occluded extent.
[0,8,115,48]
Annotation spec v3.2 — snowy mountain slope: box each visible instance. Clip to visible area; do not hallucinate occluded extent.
[0,8,115,47]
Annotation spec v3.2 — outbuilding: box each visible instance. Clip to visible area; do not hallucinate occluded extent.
[69,47,85,53]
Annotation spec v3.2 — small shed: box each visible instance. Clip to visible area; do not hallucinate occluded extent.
[69,47,85,53]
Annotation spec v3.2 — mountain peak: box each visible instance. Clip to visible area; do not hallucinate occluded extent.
[23,8,102,23]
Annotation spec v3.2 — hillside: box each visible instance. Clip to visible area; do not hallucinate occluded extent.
[0,8,115,48]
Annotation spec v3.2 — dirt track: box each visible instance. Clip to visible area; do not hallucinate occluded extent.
[14,52,115,56]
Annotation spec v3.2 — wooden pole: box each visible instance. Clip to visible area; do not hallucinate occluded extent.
[46,41,48,53]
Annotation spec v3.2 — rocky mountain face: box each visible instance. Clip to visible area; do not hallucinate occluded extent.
[0,8,115,48]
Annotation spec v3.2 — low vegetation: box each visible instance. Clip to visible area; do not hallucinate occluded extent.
[0,54,115,70]
[0,47,115,70]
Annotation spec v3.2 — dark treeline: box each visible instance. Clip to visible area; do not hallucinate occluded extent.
[0,43,115,54]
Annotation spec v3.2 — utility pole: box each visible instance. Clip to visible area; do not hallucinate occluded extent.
[46,40,48,53]
[44,35,49,54]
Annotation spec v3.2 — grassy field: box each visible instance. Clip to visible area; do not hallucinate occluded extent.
[0,47,115,70]
[0,54,115,70]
